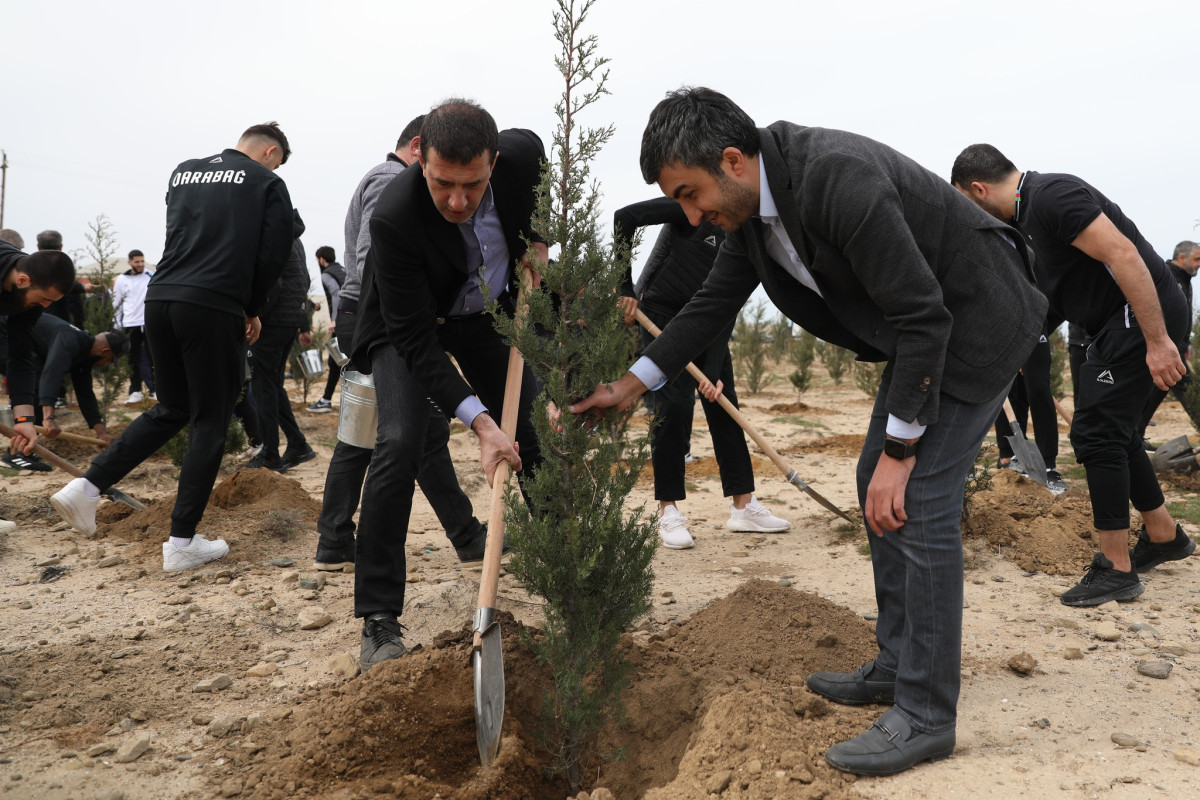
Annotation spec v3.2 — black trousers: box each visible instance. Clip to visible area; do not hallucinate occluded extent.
[1071,312,1185,530]
[250,325,307,460]
[85,301,244,539]
[320,350,341,401]
[125,324,155,394]
[354,312,540,619]
[639,314,753,502]
[994,337,1058,469]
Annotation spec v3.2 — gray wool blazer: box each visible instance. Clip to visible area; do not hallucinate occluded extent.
[643,122,1048,426]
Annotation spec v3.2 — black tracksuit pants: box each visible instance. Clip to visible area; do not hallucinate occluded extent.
[250,324,307,460]
[994,336,1058,470]
[1071,308,1187,530]
[84,301,244,539]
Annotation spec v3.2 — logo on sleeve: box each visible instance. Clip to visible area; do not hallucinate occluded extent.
[1097,369,1115,385]
[209,156,224,164]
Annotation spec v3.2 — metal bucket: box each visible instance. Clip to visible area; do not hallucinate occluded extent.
[337,370,377,448]
[326,338,350,367]
[298,348,325,380]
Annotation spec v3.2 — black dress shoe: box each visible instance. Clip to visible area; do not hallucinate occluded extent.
[806,659,896,705]
[825,707,955,776]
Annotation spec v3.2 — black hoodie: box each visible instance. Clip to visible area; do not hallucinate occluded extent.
[259,209,311,330]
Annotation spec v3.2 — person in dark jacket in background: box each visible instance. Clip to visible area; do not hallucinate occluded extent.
[305,245,345,414]
[51,122,294,573]
[247,209,316,472]
[1138,240,1200,441]
[613,197,789,549]
[30,314,127,445]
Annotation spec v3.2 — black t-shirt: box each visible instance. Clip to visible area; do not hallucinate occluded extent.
[1016,171,1185,337]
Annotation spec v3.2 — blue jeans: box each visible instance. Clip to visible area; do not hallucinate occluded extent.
[856,367,1007,735]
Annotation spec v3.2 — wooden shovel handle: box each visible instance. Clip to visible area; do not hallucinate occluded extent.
[635,309,793,477]
[35,426,109,447]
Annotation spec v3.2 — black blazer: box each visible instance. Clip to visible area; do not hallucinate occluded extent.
[352,128,545,416]
[644,122,1048,425]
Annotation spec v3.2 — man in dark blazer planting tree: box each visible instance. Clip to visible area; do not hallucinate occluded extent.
[349,99,546,673]
[572,87,1047,776]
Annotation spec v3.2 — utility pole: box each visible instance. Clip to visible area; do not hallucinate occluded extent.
[0,150,7,228]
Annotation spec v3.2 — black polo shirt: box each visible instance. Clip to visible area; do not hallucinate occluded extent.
[1015,171,1185,337]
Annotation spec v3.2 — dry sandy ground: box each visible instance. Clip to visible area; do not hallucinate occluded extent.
[2,377,1199,799]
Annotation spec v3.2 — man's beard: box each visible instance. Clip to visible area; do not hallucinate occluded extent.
[714,173,758,231]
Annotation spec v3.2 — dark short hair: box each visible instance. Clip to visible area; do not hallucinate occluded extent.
[240,121,291,165]
[20,250,75,294]
[37,229,63,250]
[1173,240,1199,260]
[639,87,760,184]
[315,245,336,263]
[128,249,144,260]
[103,329,131,357]
[0,229,24,248]
[396,115,425,151]
[419,100,498,164]
[950,144,1018,188]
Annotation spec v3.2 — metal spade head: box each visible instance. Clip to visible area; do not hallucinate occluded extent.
[473,621,505,767]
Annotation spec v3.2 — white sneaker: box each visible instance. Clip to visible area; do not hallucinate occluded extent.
[163,534,230,572]
[0,519,16,534]
[50,478,100,536]
[125,391,144,404]
[658,506,695,549]
[726,496,790,533]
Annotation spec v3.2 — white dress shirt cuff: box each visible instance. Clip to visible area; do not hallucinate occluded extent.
[629,356,668,392]
[885,414,926,439]
[455,396,488,429]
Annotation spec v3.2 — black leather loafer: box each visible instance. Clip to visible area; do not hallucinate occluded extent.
[825,707,955,776]
[806,659,896,705]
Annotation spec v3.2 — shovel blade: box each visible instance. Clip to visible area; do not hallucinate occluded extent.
[105,486,147,511]
[473,621,504,767]
[1151,435,1194,472]
[1006,427,1047,485]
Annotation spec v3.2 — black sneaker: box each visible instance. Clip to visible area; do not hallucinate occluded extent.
[2,452,52,472]
[360,613,407,673]
[1045,469,1068,496]
[245,452,284,471]
[1060,553,1144,607]
[314,543,355,572]
[455,524,510,565]
[279,445,317,472]
[1130,523,1196,571]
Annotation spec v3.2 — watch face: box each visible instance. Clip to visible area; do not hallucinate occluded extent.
[884,438,913,459]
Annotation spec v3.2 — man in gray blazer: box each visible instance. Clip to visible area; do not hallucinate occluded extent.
[573,87,1047,776]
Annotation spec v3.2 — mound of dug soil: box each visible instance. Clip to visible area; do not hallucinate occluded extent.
[217,581,882,800]
[963,470,1098,576]
[94,468,322,567]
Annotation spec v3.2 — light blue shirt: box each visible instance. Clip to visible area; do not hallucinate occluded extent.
[451,184,510,428]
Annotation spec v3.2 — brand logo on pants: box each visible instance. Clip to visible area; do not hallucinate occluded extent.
[1097,369,1115,385]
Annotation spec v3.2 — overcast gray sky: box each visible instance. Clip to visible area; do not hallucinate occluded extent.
[2,0,1196,303]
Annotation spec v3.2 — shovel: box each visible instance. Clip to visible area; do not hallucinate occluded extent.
[473,274,530,768]
[35,426,111,448]
[635,310,853,523]
[0,423,147,511]
[1000,399,1047,485]
[1151,435,1199,473]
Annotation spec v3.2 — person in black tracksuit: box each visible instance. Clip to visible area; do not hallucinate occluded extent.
[953,145,1195,607]
[30,314,128,444]
[51,123,294,571]
[613,198,789,550]
[247,209,315,471]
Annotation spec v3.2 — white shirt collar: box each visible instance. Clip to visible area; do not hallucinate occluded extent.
[757,157,778,220]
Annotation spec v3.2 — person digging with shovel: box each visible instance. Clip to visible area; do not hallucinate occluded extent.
[953,144,1196,607]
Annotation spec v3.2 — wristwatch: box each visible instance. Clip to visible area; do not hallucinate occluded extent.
[883,435,919,460]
